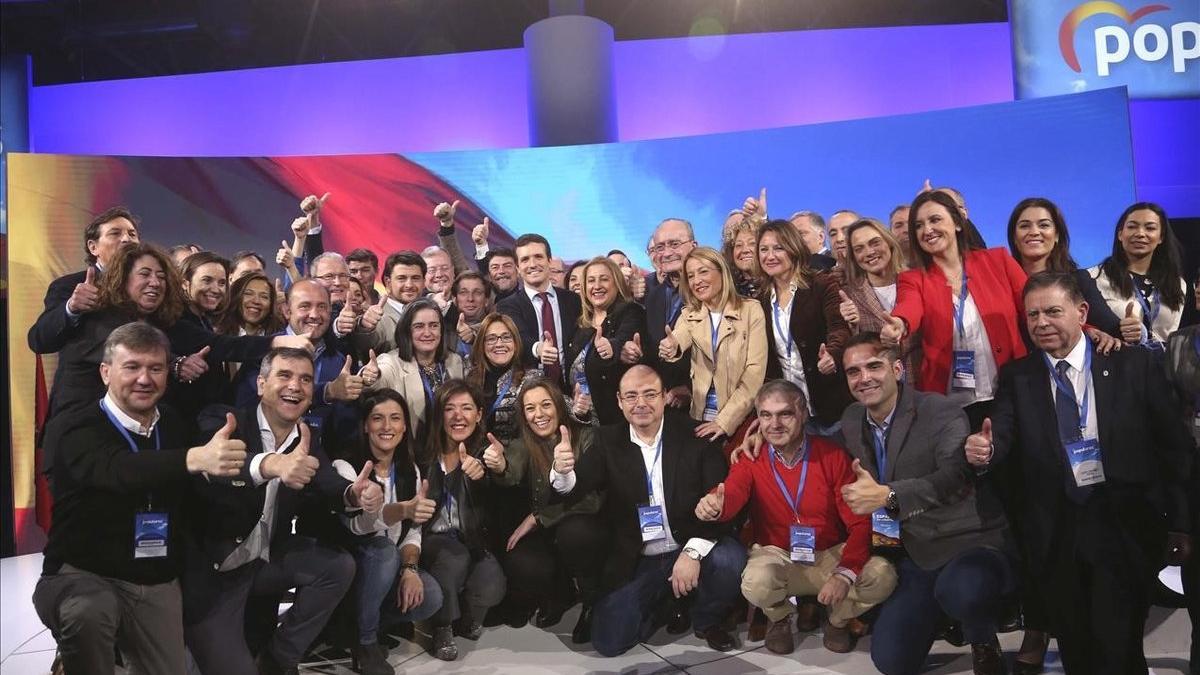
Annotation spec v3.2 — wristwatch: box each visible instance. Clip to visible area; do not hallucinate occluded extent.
[400,563,419,575]
[682,547,701,561]
[885,489,899,514]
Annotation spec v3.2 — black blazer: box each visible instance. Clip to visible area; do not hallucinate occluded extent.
[28,269,88,354]
[990,345,1196,580]
[566,411,731,592]
[563,299,646,425]
[761,271,853,426]
[423,438,495,555]
[496,285,582,384]
[809,253,837,272]
[184,405,352,571]
[640,280,690,391]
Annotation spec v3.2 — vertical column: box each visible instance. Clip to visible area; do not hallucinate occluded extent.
[523,13,617,147]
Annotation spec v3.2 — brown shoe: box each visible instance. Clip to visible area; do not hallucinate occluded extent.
[1014,630,1048,674]
[847,616,871,637]
[747,608,769,642]
[822,620,856,653]
[971,638,1005,675]
[764,617,795,655]
[795,599,820,631]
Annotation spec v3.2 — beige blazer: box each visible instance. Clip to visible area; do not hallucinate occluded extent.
[666,299,767,435]
[370,351,466,437]
[349,301,405,359]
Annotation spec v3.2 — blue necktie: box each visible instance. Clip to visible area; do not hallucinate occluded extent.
[1054,360,1091,503]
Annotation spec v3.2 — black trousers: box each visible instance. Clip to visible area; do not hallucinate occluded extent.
[501,513,608,606]
[182,535,355,675]
[420,532,506,627]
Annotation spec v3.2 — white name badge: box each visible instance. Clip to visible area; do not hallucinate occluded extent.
[1065,437,1106,487]
[638,505,666,542]
[790,524,816,564]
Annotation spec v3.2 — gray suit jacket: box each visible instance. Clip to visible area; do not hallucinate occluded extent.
[348,300,404,358]
[839,385,1012,570]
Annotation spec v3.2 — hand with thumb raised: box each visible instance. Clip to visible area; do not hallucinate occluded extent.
[335,301,358,335]
[817,342,836,375]
[1119,300,1143,344]
[539,330,559,365]
[411,479,436,524]
[837,289,859,327]
[459,442,485,481]
[472,217,490,246]
[68,265,101,314]
[276,240,295,268]
[188,412,248,476]
[965,418,994,467]
[328,354,364,402]
[593,323,613,359]
[352,460,384,513]
[482,433,507,473]
[433,200,459,223]
[695,481,726,521]
[552,425,575,474]
[757,187,768,218]
[881,316,906,346]
[360,294,387,332]
[456,312,475,343]
[621,331,643,364]
[359,349,381,387]
[658,324,680,361]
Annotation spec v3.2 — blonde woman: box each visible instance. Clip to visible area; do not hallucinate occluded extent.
[659,246,767,441]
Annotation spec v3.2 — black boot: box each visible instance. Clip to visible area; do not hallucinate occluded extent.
[572,605,593,644]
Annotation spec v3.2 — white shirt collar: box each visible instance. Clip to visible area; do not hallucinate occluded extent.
[103,392,159,437]
[629,418,666,452]
[524,284,555,303]
[386,297,406,315]
[256,403,300,453]
[1055,334,1088,374]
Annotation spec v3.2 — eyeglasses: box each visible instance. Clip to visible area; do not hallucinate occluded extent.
[484,333,515,346]
[620,390,663,404]
[648,239,694,255]
[315,273,350,284]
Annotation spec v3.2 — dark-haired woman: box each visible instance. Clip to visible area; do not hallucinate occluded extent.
[494,377,607,644]
[884,191,1028,430]
[169,251,236,419]
[1005,197,1121,339]
[420,380,506,661]
[332,390,442,675]
[1088,202,1193,348]
[368,298,466,444]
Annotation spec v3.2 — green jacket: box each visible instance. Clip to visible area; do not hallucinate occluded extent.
[496,426,602,527]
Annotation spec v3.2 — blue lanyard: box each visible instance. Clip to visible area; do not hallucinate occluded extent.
[1131,276,1161,332]
[952,271,970,339]
[643,438,663,505]
[1042,339,1093,434]
[870,422,888,477]
[489,371,514,415]
[772,299,793,358]
[99,399,161,453]
[768,443,810,523]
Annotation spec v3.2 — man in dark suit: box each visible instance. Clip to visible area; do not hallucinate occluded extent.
[27,206,140,354]
[32,322,248,675]
[965,272,1195,674]
[495,233,581,390]
[838,331,1015,675]
[183,346,383,675]
[550,365,746,656]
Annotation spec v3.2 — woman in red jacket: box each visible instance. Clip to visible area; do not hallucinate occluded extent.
[882,190,1027,430]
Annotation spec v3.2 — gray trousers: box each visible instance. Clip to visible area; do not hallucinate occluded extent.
[420,532,506,626]
[33,564,186,675]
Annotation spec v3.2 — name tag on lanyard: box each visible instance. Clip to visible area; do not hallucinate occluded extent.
[134,512,169,559]
[951,274,975,389]
[1065,438,1105,487]
[639,439,667,542]
[790,525,816,564]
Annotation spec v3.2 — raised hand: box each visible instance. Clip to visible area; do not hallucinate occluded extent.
[472,217,490,247]
[840,459,888,515]
[359,349,380,388]
[351,461,384,513]
[274,278,286,303]
[481,433,506,473]
[728,419,762,464]
[433,200,460,223]
[456,312,475,344]
[68,266,100,314]
[919,178,932,195]
[300,192,331,230]
[178,345,211,383]
[188,412,248,476]
[837,290,860,328]
[326,355,364,401]
[272,329,316,353]
[458,443,485,481]
[290,216,310,238]
[593,324,613,360]
[620,332,643,364]
[658,324,680,361]
[539,331,560,366]
[571,382,593,417]
[360,294,387,332]
[552,425,574,474]
[334,302,358,335]
[275,424,319,490]
[964,418,993,467]
[409,480,436,524]
[816,343,836,375]
[629,266,647,300]
[276,240,295,269]
[695,482,725,521]
[1119,301,1143,344]
[881,316,906,346]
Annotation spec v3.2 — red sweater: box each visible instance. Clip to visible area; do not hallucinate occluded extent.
[891,247,1028,394]
[717,436,870,575]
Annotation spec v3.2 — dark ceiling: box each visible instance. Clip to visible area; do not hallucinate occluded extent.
[1,0,1008,86]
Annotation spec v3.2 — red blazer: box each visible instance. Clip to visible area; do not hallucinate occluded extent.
[892,247,1027,394]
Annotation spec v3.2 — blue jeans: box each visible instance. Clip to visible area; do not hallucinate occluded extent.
[353,536,443,645]
[590,536,747,657]
[870,547,1016,675]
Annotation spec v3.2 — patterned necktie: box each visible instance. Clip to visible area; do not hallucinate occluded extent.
[539,292,562,384]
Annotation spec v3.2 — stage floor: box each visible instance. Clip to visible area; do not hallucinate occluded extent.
[1,553,1192,674]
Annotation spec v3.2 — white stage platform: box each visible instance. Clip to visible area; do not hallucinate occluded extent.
[1,553,1192,674]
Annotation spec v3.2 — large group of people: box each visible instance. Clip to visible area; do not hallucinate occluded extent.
[25,184,1200,675]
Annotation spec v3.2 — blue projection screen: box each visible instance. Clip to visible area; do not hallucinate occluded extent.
[412,87,1136,269]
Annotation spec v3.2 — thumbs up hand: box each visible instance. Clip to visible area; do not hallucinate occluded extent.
[816,343,836,375]
[358,349,380,387]
[272,423,319,490]
[335,302,358,336]
[571,382,593,418]
[552,426,575,474]
[458,443,485,481]
[472,217,490,246]
[629,266,647,300]
[290,216,311,238]
[433,200,459,224]
[840,458,889,515]
[300,192,331,230]
[695,482,726,521]
[1119,301,1144,344]
[621,332,643,364]
[456,312,476,344]
[881,316,906,346]
[68,266,101,314]
[177,345,211,383]
[919,178,933,195]
[188,412,248,476]
[538,331,560,366]
[658,324,680,361]
[593,323,613,360]
[482,433,507,473]
[276,240,295,269]
[741,188,767,221]
[409,480,436,524]
[351,461,384,513]
[326,355,364,401]
[965,418,994,467]
[360,294,388,332]
[837,289,860,328]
